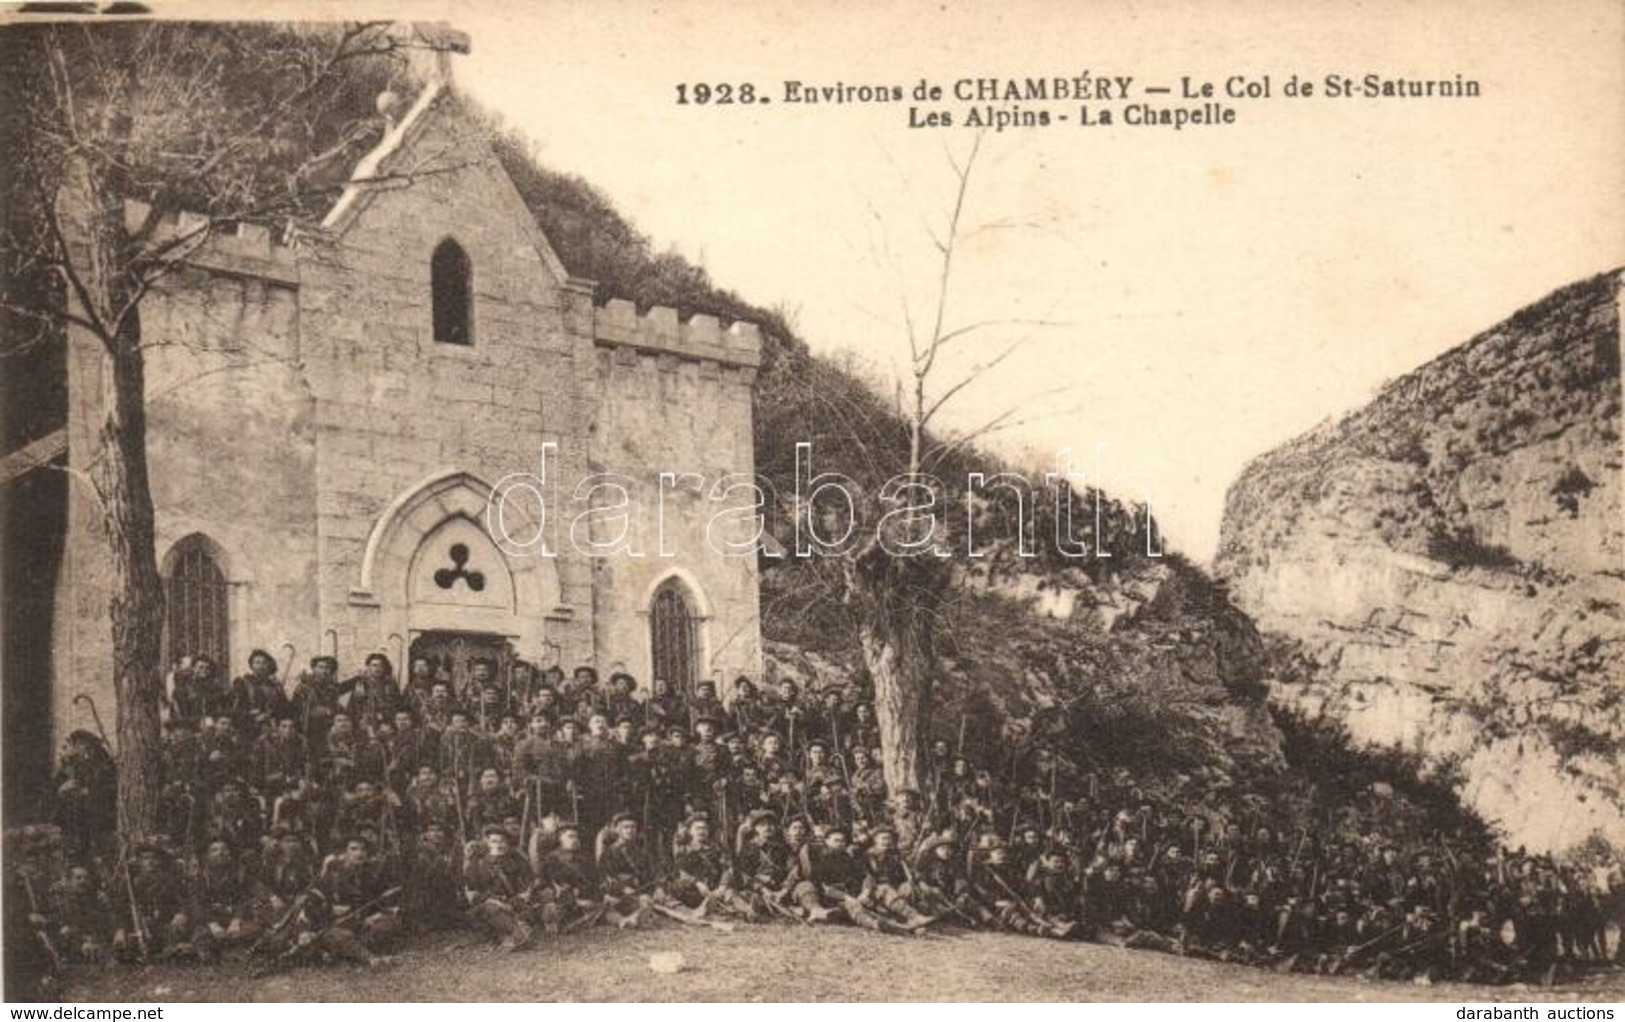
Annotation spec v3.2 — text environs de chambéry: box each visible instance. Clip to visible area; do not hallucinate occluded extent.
[769,74,1483,131]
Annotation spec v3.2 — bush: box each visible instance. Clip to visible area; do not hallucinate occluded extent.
[1426,524,1519,571]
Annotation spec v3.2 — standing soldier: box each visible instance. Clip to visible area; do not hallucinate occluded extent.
[289,656,343,751]
[342,653,401,734]
[644,677,684,736]
[229,649,289,740]
[575,713,625,841]
[439,709,493,802]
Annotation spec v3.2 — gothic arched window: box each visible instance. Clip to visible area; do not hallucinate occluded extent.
[649,578,698,695]
[164,536,230,670]
[431,238,473,346]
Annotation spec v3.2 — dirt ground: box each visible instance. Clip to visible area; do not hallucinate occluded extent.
[55,925,1625,1003]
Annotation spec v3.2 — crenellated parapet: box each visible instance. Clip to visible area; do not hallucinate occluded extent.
[123,200,299,286]
[592,298,761,372]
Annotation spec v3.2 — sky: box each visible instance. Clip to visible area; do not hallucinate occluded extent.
[302,0,1625,562]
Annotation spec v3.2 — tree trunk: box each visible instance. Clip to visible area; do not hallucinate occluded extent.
[859,607,934,795]
[67,150,166,842]
[98,330,166,842]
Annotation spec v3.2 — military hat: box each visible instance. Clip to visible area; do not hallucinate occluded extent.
[340,833,374,849]
[806,738,828,750]
[693,713,719,727]
[871,824,897,839]
[482,824,510,839]
[746,809,778,828]
[612,810,638,826]
[614,714,635,726]
[556,821,581,835]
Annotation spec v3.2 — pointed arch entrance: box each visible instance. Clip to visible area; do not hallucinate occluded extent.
[353,468,560,678]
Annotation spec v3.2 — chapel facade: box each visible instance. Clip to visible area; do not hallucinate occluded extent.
[36,57,764,753]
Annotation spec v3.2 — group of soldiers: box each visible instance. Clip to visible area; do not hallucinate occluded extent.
[11,647,1624,989]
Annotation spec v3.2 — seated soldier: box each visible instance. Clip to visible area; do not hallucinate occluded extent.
[597,812,654,929]
[463,825,536,951]
[48,863,113,963]
[112,843,189,962]
[536,822,600,934]
[190,837,267,961]
[668,815,751,919]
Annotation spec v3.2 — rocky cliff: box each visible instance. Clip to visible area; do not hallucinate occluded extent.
[1216,270,1625,853]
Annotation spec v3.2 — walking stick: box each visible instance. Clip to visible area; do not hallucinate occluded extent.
[71,693,110,748]
[957,714,968,757]
[20,873,65,971]
[117,844,150,960]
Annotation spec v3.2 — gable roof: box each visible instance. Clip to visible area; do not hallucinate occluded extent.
[319,79,573,287]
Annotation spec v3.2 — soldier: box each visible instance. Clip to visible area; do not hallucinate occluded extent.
[910,833,969,921]
[323,712,386,789]
[1026,847,1082,939]
[536,822,598,934]
[229,649,289,740]
[315,835,400,963]
[861,825,934,930]
[404,819,462,934]
[404,655,437,712]
[685,680,726,733]
[690,714,731,821]
[793,825,907,933]
[342,653,401,733]
[386,709,437,796]
[643,677,684,736]
[439,709,494,798]
[597,812,653,928]
[48,862,112,963]
[257,715,309,796]
[735,810,795,919]
[467,767,521,838]
[604,672,642,729]
[166,656,211,729]
[207,776,264,850]
[463,825,536,951]
[755,730,791,781]
[288,656,344,750]
[575,712,625,840]
[513,711,570,820]
[669,815,749,918]
[112,843,188,962]
[406,765,459,837]
[730,676,766,735]
[189,837,265,961]
[53,731,116,862]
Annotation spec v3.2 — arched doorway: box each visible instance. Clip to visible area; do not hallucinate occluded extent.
[649,577,699,696]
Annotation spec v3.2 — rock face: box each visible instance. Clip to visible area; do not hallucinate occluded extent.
[1216,270,1624,853]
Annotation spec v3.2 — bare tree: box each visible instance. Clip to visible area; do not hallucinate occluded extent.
[768,136,1068,793]
[0,20,464,839]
